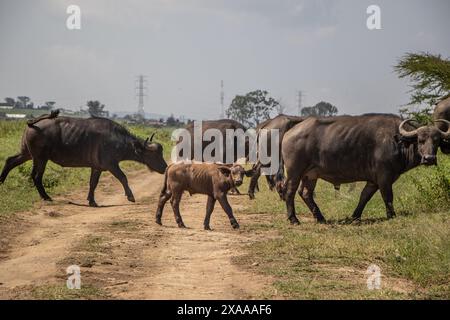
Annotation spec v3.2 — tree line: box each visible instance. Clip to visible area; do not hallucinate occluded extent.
[225,52,449,127]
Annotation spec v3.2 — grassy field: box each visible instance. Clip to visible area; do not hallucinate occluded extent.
[1,119,449,299]
[0,120,175,219]
[237,153,450,299]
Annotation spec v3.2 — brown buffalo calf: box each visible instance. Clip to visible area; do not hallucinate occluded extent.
[155,163,253,230]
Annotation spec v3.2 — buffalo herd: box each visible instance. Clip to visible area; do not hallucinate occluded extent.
[1,98,449,230]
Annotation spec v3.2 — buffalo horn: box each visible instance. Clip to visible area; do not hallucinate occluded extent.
[434,119,450,139]
[399,119,419,138]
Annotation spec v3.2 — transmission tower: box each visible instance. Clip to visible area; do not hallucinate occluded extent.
[135,75,147,118]
[297,90,302,116]
[220,80,225,119]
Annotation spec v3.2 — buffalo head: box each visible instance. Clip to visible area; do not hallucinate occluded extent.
[399,119,450,165]
[218,164,253,187]
[135,133,168,174]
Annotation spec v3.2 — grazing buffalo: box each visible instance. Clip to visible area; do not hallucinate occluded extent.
[0,110,168,206]
[279,114,450,224]
[155,163,253,230]
[182,119,248,163]
[433,96,450,154]
[248,114,305,199]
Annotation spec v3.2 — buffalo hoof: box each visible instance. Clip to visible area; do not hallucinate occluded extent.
[204,225,212,231]
[316,216,327,224]
[387,212,396,220]
[289,217,300,225]
[127,195,136,203]
[178,223,186,228]
[346,216,360,225]
[155,219,162,226]
[231,221,240,229]
[89,201,99,208]
[43,197,53,202]
[248,193,255,200]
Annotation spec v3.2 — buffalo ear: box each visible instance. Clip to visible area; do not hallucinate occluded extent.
[133,140,145,155]
[244,169,254,177]
[440,140,450,154]
[394,134,414,146]
[218,166,231,176]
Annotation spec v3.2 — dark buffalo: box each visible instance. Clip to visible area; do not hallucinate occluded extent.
[0,111,168,206]
[279,114,450,224]
[248,114,305,199]
[433,96,450,154]
[182,119,248,163]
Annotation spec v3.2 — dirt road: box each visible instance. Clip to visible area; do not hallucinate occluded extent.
[0,170,275,299]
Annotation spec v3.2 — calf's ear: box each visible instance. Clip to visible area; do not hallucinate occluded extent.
[218,166,231,176]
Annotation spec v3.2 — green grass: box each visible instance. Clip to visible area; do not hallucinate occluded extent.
[31,284,107,300]
[237,154,450,299]
[0,120,174,218]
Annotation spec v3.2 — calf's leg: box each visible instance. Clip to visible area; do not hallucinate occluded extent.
[31,158,51,201]
[87,169,102,207]
[216,194,239,229]
[155,190,172,225]
[0,153,31,183]
[170,192,186,228]
[203,196,216,230]
[298,178,326,223]
[109,165,135,203]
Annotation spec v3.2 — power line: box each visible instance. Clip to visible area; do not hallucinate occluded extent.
[220,80,225,119]
[297,90,302,116]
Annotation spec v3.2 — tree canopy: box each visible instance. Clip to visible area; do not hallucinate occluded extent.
[87,100,108,117]
[226,90,279,127]
[394,52,450,107]
[301,101,338,117]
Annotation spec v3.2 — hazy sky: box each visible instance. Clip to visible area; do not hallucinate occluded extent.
[0,0,449,120]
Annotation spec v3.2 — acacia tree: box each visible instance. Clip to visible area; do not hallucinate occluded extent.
[4,97,15,106]
[87,100,108,117]
[394,52,450,107]
[301,101,338,117]
[16,96,31,109]
[226,90,279,127]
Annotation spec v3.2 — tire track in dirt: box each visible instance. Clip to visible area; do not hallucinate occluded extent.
[0,169,275,299]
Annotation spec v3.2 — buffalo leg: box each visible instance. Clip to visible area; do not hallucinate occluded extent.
[248,162,262,199]
[170,192,186,228]
[31,159,51,201]
[87,169,102,207]
[351,182,378,220]
[230,186,241,195]
[155,191,172,225]
[284,175,301,225]
[203,196,216,230]
[298,178,326,223]
[217,195,239,229]
[0,153,31,183]
[379,183,396,219]
[109,165,135,203]
[265,174,276,190]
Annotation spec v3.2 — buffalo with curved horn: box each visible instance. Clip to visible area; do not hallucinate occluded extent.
[279,114,450,224]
